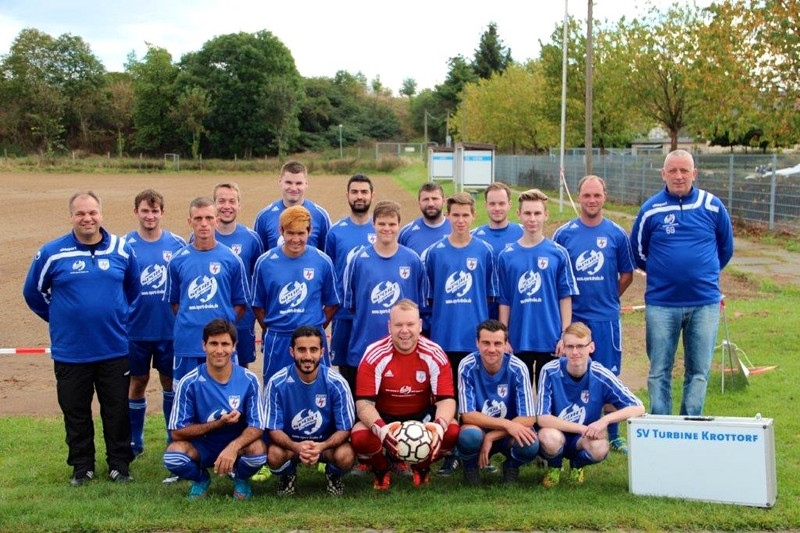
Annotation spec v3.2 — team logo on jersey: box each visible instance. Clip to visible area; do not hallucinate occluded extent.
[664,214,676,225]
[231,244,242,255]
[315,394,327,408]
[209,262,221,275]
[445,271,473,297]
[497,384,508,398]
[188,275,218,303]
[371,281,401,308]
[517,270,542,296]
[558,404,586,424]
[596,237,607,249]
[466,257,477,271]
[415,370,426,383]
[162,250,173,261]
[72,260,86,272]
[228,395,241,410]
[580,390,590,404]
[98,259,110,270]
[303,268,315,280]
[399,266,410,279]
[482,399,507,418]
[368,233,377,244]
[537,257,549,270]
[291,409,323,435]
[576,250,605,275]
[279,281,309,307]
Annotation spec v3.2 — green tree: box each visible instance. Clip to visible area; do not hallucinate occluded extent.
[126,45,180,154]
[400,78,417,98]
[171,86,210,159]
[472,22,513,79]
[101,72,135,157]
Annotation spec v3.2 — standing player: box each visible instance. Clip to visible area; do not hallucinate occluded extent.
[163,319,266,500]
[252,206,339,383]
[398,182,452,254]
[341,200,428,391]
[457,320,538,485]
[350,300,459,489]
[536,322,644,487]
[553,175,636,453]
[167,197,249,382]
[253,160,331,251]
[212,182,264,368]
[264,326,355,496]
[324,174,376,388]
[497,189,579,387]
[124,189,187,458]
[471,182,523,319]
[23,191,139,485]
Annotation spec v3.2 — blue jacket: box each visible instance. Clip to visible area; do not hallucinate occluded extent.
[23,228,140,362]
[630,186,733,307]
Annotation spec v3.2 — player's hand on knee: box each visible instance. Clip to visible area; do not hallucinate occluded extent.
[371,419,401,456]
[425,417,447,460]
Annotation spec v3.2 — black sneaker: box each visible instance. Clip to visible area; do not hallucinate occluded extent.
[277,473,296,496]
[464,468,479,485]
[109,469,133,483]
[325,472,344,496]
[436,456,460,476]
[502,465,520,484]
[70,470,94,487]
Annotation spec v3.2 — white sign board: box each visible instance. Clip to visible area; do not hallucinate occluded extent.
[430,152,454,179]
[462,150,493,187]
[629,415,776,507]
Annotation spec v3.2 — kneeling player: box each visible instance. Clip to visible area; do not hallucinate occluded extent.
[264,326,355,496]
[457,320,539,484]
[536,322,644,486]
[163,319,266,500]
[350,300,459,489]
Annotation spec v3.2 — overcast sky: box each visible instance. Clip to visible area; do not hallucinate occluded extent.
[0,0,711,93]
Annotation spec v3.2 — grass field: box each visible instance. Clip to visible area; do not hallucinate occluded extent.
[1,164,798,531]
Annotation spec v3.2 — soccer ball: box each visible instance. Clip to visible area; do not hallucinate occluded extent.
[393,420,433,464]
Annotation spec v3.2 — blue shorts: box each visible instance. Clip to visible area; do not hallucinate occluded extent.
[329,319,352,366]
[173,356,206,382]
[191,436,238,469]
[562,433,583,460]
[128,340,174,378]
[236,326,256,366]
[575,318,622,375]
[262,326,329,383]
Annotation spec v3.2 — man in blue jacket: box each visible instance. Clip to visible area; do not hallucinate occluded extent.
[630,150,734,416]
[23,191,140,486]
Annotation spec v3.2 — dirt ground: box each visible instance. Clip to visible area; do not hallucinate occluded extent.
[0,172,755,416]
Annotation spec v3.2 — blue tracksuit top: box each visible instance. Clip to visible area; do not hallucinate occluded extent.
[630,186,733,307]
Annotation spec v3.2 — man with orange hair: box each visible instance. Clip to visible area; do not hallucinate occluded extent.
[252,206,339,383]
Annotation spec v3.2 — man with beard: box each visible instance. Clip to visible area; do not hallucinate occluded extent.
[264,326,355,496]
[398,182,452,255]
[324,174,376,390]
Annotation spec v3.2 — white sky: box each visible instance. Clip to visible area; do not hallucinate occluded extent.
[0,0,711,93]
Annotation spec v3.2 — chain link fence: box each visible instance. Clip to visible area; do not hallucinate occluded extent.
[496,152,800,231]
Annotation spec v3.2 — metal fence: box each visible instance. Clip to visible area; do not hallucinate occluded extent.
[496,152,800,231]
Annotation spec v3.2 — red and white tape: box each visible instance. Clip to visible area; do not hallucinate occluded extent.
[0,347,51,355]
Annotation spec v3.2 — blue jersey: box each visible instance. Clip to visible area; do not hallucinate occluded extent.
[458,352,534,420]
[251,247,339,333]
[398,216,452,255]
[125,230,186,340]
[471,223,524,260]
[422,237,497,352]
[553,218,635,321]
[497,239,579,353]
[169,363,264,448]
[166,243,249,357]
[324,217,376,321]
[23,228,139,363]
[535,357,642,425]
[342,245,428,366]
[253,198,331,251]
[264,364,355,442]
[213,224,264,332]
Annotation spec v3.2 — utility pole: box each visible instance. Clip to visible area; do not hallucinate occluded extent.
[585,0,594,175]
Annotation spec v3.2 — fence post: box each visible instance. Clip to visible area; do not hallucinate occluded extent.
[768,153,777,230]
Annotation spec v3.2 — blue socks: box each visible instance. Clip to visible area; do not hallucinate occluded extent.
[128,398,146,453]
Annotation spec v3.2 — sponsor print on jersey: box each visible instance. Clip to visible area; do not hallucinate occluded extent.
[209,262,221,275]
[315,394,327,408]
[72,260,86,272]
[466,257,477,271]
[517,270,542,296]
[481,399,508,419]
[188,275,218,303]
[399,385,412,395]
[291,409,324,435]
[206,408,228,422]
[140,264,168,289]
[575,250,605,276]
[371,281,401,308]
[537,257,549,270]
[445,271,473,298]
[98,259,110,270]
[558,404,586,424]
[278,281,308,308]
[228,395,241,410]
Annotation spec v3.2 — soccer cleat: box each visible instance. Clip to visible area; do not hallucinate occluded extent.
[108,469,133,483]
[131,443,144,459]
[610,437,629,455]
[162,474,181,485]
[277,473,296,496]
[436,456,460,476]
[542,467,563,488]
[482,464,498,474]
[464,468,480,485]
[325,472,344,497]
[70,470,94,487]
[251,466,272,482]
[372,469,391,491]
[570,467,585,485]
[391,461,412,477]
[412,467,431,487]
[502,465,520,485]
[349,462,370,477]
[188,477,211,500]
[232,477,252,500]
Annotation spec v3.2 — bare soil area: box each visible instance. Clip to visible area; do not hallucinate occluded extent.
[0,172,757,416]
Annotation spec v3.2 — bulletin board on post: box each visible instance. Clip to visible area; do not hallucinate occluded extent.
[454,142,495,192]
[428,146,454,181]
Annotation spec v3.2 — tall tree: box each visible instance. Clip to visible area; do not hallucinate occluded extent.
[101,72,135,157]
[472,22,513,79]
[126,45,180,154]
[399,78,417,98]
[171,86,210,160]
